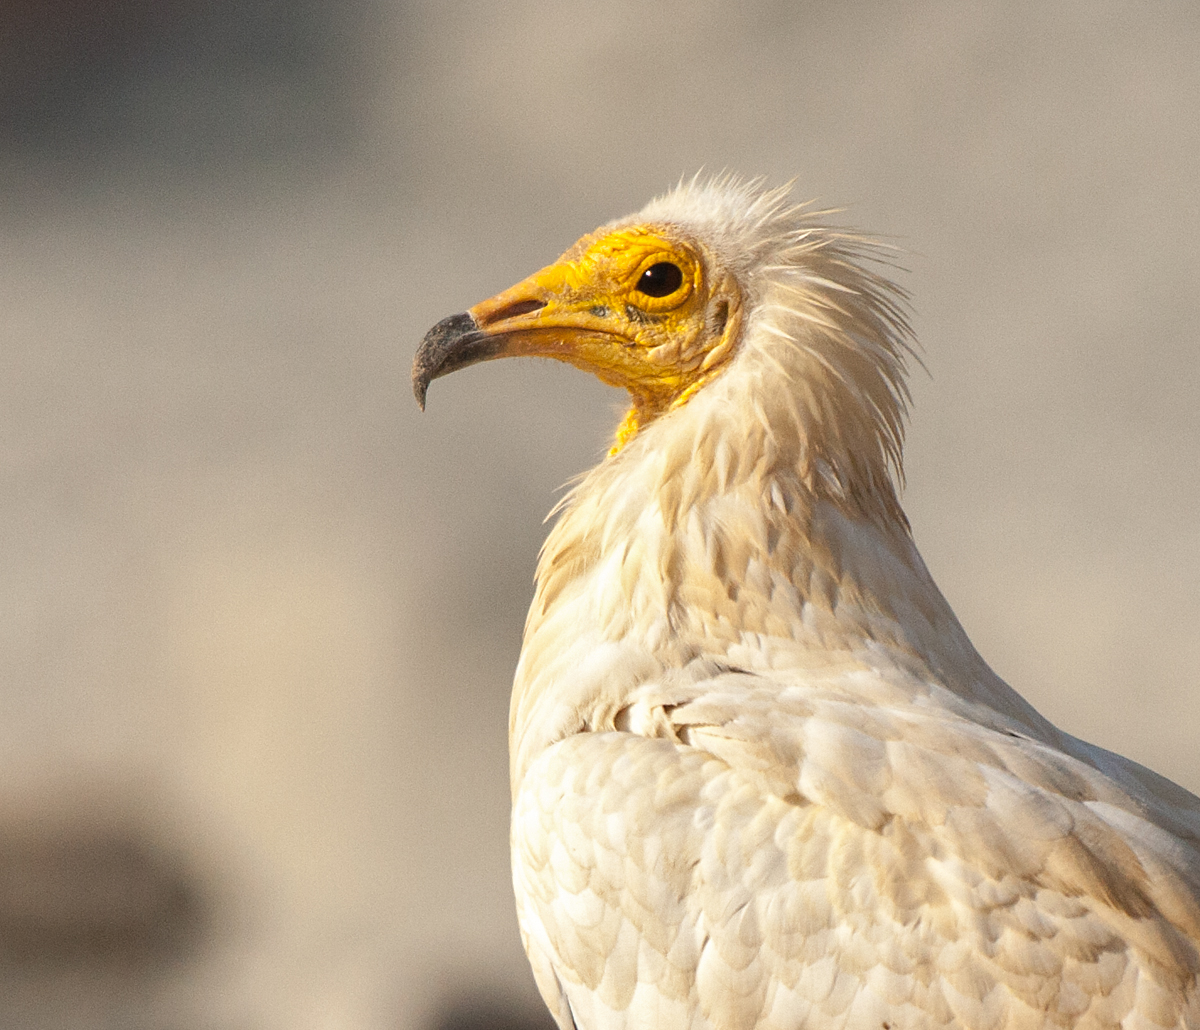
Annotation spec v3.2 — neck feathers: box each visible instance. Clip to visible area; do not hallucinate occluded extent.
[527,212,923,652]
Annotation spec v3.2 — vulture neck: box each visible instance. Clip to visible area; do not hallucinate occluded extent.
[508,319,1058,791]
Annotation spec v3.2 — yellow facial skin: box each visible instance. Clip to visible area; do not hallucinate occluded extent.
[466,226,743,451]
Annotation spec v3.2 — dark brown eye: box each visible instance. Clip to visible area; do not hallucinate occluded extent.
[636,262,683,298]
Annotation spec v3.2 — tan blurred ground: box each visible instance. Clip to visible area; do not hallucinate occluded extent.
[0,1,1198,1027]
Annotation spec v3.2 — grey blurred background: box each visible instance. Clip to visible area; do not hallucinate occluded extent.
[1,0,1197,1027]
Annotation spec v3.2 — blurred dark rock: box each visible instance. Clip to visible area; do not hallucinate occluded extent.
[430,996,558,1030]
[0,796,206,967]
[0,0,365,165]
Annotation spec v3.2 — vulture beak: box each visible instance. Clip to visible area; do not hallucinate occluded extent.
[411,311,498,410]
[411,268,566,412]
[411,261,648,410]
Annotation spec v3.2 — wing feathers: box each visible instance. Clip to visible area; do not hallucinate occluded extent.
[513,670,1200,1029]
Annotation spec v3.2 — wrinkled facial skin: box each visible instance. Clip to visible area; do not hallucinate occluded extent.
[413,225,743,450]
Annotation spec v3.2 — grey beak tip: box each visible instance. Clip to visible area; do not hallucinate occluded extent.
[412,311,497,411]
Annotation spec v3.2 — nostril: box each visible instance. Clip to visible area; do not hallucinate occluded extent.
[486,298,545,324]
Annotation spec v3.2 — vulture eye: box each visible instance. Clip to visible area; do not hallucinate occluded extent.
[635,262,683,298]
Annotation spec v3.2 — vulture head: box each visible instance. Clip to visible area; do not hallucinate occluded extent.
[413,177,914,527]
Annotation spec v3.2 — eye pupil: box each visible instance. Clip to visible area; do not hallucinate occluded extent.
[636,262,683,298]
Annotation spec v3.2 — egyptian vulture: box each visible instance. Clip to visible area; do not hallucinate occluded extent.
[412,178,1200,1030]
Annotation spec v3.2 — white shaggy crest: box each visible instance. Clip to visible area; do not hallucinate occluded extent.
[625,175,916,519]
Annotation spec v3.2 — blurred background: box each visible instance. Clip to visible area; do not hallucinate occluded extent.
[1,0,1197,1026]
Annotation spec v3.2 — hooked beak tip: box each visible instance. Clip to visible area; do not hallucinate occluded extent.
[411,311,483,411]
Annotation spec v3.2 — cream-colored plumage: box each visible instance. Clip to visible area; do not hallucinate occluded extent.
[414,178,1200,1030]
